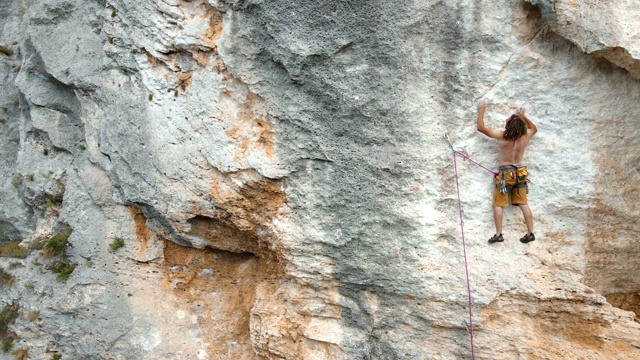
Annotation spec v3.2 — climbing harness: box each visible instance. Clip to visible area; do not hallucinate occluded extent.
[495,165,529,197]
[444,133,497,360]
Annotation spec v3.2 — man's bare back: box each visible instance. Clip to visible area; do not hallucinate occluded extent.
[497,132,530,166]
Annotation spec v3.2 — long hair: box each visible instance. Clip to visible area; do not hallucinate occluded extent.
[503,115,527,142]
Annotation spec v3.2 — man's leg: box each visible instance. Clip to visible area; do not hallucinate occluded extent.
[488,206,504,243]
[518,204,533,234]
[493,206,503,235]
[490,174,507,243]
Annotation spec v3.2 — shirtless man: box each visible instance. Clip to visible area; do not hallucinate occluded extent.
[476,101,538,244]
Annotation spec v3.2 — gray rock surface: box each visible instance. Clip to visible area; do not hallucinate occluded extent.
[0,0,639,359]
[527,0,640,78]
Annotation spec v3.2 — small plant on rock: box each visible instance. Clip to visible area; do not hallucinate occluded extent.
[10,177,21,187]
[12,348,27,360]
[52,179,65,202]
[0,46,12,56]
[0,268,14,286]
[0,304,19,328]
[26,311,39,322]
[42,226,72,259]
[1,339,11,352]
[51,354,62,360]
[41,226,77,282]
[109,237,124,252]
[0,243,29,259]
[46,261,77,282]
[0,303,19,352]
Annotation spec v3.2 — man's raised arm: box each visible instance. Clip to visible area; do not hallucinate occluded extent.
[476,102,501,139]
[516,108,538,138]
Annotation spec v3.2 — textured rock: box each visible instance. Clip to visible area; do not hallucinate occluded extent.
[527,0,640,79]
[0,0,639,359]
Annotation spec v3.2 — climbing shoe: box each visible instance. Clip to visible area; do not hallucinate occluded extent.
[520,233,536,243]
[488,234,504,244]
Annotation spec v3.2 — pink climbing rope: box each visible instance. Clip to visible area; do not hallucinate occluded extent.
[446,133,497,360]
[454,151,498,177]
[452,151,476,360]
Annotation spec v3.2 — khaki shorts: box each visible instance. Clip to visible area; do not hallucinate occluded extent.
[493,166,528,207]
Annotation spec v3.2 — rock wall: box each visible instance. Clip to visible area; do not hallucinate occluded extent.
[528,0,640,78]
[0,0,639,359]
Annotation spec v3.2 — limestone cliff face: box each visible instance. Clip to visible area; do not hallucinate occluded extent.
[528,0,640,79]
[0,0,639,359]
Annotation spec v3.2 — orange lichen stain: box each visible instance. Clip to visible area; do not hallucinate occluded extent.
[612,340,637,353]
[226,126,250,156]
[251,281,345,359]
[541,231,574,246]
[223,89,276,162]
[144,51,180,85]
[208,177,237,205]
[176,72,193,92]
[203,7,224,48]
[202,170,286,259]
[479,292,640,358]
[142,44,201,92]
[239,139,250,157]
[161,238,280,359]
[126,206,153,255]
[211,175,285,223]
[537,312,604,351]
[213,57,227,74]
[208,177,223,203]
[190,50,211,66]
[605,287,640,318]
[145,51,163,70]
[235,178,286,225]
[256,117,275,158]
[400,294,417,301]
[584,197,640,308]
[226,126,239,139]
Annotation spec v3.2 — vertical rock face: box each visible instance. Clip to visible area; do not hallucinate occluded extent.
[0,0,639,359]
[525,0,640,329]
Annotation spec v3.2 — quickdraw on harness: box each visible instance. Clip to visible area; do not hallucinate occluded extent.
[443,133,498,360]
[495,165,529,196]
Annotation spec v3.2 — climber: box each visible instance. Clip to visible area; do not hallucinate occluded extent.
[476,101,537,244]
